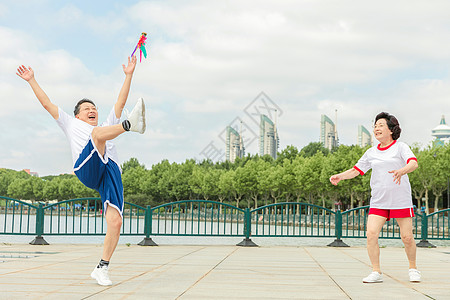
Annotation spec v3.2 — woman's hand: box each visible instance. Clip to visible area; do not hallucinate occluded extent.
[388,169,405,185]
[329,175,342,186]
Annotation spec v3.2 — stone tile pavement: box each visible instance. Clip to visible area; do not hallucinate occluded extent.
[1,243,449,299]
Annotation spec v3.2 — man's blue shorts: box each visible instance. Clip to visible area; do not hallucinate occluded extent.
[73,138,124,217]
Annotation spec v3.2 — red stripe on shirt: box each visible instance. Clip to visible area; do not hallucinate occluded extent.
[353,165,364,176]
[377,140,397,151]
[407,157,418,164]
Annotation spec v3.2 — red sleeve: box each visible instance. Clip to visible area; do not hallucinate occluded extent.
[353,165,364,176]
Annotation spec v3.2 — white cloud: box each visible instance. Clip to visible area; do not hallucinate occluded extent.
[54,3,127,36]
[128,0,423,105]
[56,4,83,23]
[1,0,450,175]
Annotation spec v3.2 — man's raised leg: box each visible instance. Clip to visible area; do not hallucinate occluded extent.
[91,124,125,156]
[90,98,146,156]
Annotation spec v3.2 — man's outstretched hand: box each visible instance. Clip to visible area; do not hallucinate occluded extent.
[122,56,137,76]
[16,65,35,82]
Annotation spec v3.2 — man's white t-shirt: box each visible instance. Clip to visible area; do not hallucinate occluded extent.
[56,106,120,168]
[354,140,417,209]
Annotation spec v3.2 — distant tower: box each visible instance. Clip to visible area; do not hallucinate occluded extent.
[238,121,245,160]
[432,115,450,146]
[320,114,338,151]
[334,109,339,147]
[358,125,372,147]
[259,114,279,159]
[226,125,245,162]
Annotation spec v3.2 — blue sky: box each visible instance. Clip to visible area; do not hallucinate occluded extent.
[1,0,450,176]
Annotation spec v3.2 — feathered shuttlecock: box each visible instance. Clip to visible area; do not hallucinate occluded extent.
[131,32,148,62]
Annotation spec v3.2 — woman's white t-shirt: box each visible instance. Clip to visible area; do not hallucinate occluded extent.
[354,140,417,209]
[56,107,120,168]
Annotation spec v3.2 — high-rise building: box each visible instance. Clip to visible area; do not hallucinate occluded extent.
[358,125,372,147]
[259,114,279,159]
[432,115,450,146]
[226,126,245,162]
[320,114,338,150]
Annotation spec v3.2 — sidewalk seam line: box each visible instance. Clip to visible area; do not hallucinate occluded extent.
[304,248,352,300]
[81,246,207,299]
[338,248,436,300]
[175,247,239,299]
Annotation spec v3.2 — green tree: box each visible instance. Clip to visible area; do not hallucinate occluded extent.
[159,160,195,201]
[257,165,272,207]
[300,152,326,206]
[30,176,45,201]
[189,165,204,199]
[291,156,306,202]
[409,146,434,213]
[300,142,330,157]
[205,168,221,201]
[122,166,147,197]
[125,193,151,207]
[218,169,234,204]
[430,145,450,211]
[6,176,45,202]
[142,160,171,203]
[277,145,300,162]
[43,177,62,200]
[190,166,221,201]
[237,159,266,208]
[223,168,245,208]
[0,169,29,196]
[72,177,98,198]
[58,177,76,200]
[265,164,285,204]
[7,178,33,200]
[232,167,249,208]
[121,157,145,173]
[278,158,297,202]
[325,145,369,209]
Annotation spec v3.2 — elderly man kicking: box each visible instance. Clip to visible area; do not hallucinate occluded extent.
[17,55,146,286]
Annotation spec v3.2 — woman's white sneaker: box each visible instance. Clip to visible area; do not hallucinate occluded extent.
[363,271,383,283]
[409,269,421,282]
[91,265,113,286]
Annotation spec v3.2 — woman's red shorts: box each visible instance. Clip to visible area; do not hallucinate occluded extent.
[368,207,415,221]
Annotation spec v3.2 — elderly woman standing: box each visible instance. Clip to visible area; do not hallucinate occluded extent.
[330,112,420,283]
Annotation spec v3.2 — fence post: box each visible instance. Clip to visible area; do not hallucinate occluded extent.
[138,205,157,246]
[236,208,258,247]
[416,212,436,248]
[29,203,49,245]
[328,210,349,247]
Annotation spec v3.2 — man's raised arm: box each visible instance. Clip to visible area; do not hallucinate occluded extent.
[114,56,137,119]
[16,65,59,120]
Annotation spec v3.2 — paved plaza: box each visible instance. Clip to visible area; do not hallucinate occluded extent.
[0,242,449,299]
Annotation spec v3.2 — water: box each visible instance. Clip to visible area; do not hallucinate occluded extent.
[2,234,450,248]
[2,213,450,247]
